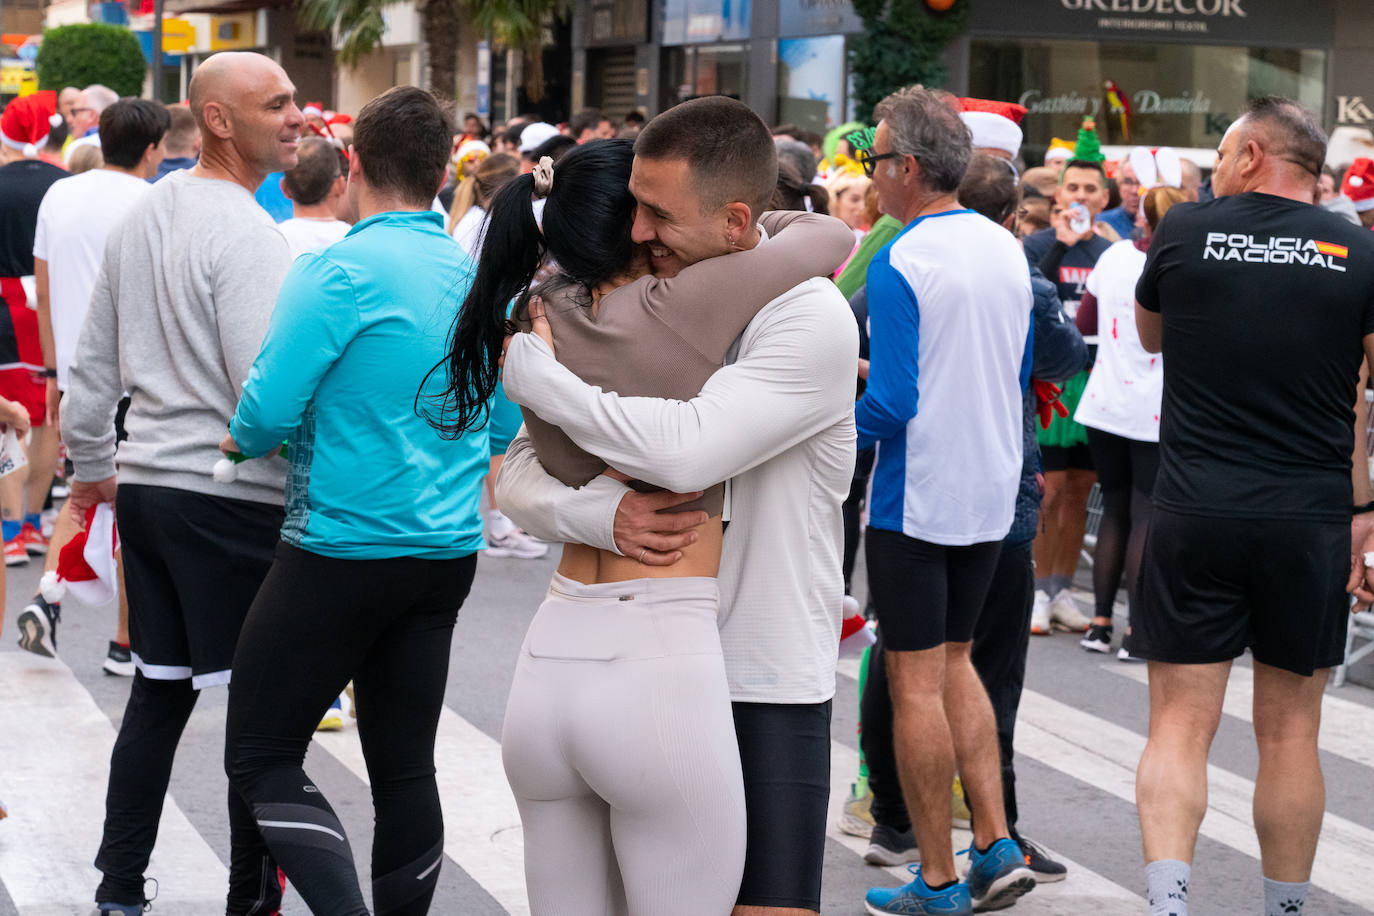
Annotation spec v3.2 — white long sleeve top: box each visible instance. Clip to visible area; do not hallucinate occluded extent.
[497,276,859,703]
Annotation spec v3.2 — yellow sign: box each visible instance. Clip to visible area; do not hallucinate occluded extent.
[208,13,256,51]
[1,62,37,96]
[161,18,195,54]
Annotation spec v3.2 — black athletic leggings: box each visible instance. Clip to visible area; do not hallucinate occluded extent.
[1085,428,1159,621]
[225,542,476,916]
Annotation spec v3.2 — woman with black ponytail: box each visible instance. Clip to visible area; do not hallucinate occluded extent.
[430,137,855,913]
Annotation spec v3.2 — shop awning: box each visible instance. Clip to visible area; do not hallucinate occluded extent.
[163,0,290,13]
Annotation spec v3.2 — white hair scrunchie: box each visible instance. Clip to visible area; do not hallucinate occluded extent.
[532,156,555,198]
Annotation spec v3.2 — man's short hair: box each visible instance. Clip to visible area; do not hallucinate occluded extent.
[634,96,777,219]
[1060,159,1106,183]
[958,154,1019,225]
[568,108,606,138]
[775,138,816,184]
[1243,95,1327,179]
[352,86,452,207]
[163,104,200,157]
[99,99,171,169]
[282,136,341,205]
[874,86,971,193]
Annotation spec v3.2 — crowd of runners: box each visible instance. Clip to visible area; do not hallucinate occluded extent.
[0,47,1369,916]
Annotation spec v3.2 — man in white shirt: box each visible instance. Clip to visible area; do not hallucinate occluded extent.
[499,96,857,916]
[276,136,351,258]
[17,99,168,673]
[854,87,1034,915]
[64,84,118,165]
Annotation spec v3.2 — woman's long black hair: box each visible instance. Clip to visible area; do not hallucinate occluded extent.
[424,138,639,438]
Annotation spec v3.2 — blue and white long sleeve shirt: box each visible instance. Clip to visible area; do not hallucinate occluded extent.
[855,209,1033,546]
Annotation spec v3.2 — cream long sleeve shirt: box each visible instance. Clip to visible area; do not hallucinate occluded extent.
[497,276,858,703]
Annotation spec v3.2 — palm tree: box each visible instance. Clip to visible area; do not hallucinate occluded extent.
[296,0,562,103]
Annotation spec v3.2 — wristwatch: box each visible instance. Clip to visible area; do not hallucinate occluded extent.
[40,368,56,378]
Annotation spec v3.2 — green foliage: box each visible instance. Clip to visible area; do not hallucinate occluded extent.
[296,0,393,67]
[847,0,969,121]
[36,23,147,98]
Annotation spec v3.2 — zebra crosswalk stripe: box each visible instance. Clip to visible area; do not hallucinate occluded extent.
[0,653,227,915]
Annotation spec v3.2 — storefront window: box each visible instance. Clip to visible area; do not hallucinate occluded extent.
[969,39,1326,161]
[661,0,751,45]
[778,35,848,131]
[660,43,749,110]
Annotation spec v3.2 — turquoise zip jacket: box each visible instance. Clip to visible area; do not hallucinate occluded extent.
[231,209,489,560]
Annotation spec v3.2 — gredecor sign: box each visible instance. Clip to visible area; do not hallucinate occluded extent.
[968,0,1333,48]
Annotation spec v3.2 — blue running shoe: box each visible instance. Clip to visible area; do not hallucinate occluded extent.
[865,865,972,915]
[966,838,1036,911]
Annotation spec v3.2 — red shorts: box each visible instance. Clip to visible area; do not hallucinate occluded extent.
[0,367,46,427]
[0,277,48,427]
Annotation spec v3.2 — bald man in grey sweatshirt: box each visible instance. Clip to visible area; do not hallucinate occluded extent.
[61,53,304,916]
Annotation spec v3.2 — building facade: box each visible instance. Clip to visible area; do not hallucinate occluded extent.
[569,0,1372,146]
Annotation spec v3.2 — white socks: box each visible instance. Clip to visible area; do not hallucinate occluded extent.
[1146,859,1190,916]
[1264,877,1308,915]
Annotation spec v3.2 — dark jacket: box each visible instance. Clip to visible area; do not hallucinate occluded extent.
[1006,267,1088,545]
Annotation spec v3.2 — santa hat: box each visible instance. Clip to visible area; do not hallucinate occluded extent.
[1,90,62,158]
[839,595,877,657]
[40,503,119,606]
[1044,138,1074,165]
[1343,159,1374,213]
[302,102,325,119]
[326,113,352,127]
[958,98,1027,158]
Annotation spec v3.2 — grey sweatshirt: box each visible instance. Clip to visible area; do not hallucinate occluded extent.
[63,170,290,505]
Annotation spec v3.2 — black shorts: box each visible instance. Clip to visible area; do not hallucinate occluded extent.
[732,700,831,911]
[117,484,283,688]
[1136,506,1350,676]
[866,526,1003,651]
[1040,443,1094,472]
[1085,427,1158,494]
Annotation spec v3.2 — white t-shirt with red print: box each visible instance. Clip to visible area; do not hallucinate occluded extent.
[1075,238,1162,442]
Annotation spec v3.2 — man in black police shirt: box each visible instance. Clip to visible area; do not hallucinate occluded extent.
[1132,96,1374,916]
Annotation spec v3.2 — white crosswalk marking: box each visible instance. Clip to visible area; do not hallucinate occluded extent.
[0,653,227,916]
[1105,661,1374,766]
[3,635,1370,915]
[1016,689,1374,910]
[312,707,530,914]
[825,740,1145,913]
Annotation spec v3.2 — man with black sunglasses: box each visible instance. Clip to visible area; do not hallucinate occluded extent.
[856,85,1036,916]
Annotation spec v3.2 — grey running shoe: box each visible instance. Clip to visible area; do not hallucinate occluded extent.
[865,823,921,866]
[1013,832,1067,883]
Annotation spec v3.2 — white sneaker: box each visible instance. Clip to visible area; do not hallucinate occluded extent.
[1049,590,1091,632]
[1030,590,1052,635]
[485,528,550,560]
[1117,645,1146,663]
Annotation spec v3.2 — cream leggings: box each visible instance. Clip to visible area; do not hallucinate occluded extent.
[501,573,747,916]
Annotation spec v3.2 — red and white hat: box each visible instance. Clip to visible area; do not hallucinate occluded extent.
[958,98,1027,159]
[839,595,877,657]
[40,503,120,606]
[1,90,62,158]
[1343,159,1374,213]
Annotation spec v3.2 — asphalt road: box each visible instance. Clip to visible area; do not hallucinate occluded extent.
[1,541,1371,915]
